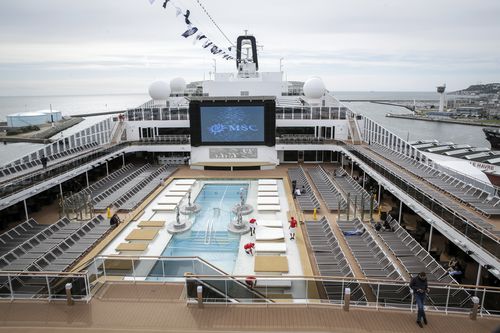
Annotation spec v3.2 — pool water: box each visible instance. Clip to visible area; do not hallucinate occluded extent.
[159,183,248,274]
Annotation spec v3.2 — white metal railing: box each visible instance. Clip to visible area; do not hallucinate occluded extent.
[185,274,500,317]
[77,255,500,317]
[0,271,91,302]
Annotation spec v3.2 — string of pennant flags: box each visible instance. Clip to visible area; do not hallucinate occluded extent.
[149,0,235,61]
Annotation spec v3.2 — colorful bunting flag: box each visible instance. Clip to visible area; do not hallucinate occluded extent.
[181,26,198,38]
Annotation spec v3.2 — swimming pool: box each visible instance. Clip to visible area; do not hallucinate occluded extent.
[152,183,248,275]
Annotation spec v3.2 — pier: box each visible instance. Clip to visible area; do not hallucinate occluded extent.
[386,113,500,128]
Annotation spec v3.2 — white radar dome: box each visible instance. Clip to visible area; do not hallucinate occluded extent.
[148,80,171,100]
[303,77,326,99]
[170,77,187,94]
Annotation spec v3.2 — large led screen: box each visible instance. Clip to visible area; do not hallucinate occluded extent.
[200,106,265,143]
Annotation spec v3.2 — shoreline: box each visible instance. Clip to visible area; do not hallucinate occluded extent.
[385,113,500,128]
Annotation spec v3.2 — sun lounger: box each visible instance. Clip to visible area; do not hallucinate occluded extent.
[175,179,196,185]
[257,191,279,197]
[152,205,176,212]
[125,228,160,242]
[170,185,191,192]
[164,191,187,196]
[258,205,281,212]
[138,220,165,228]
[255,242,287,253]
[258,185,278,192]
[257,197,280,205]
[157,196,183,205]
[254,255,289,273]
[259,219,283,227]
[256,226,284,241]
[258,179,277,185]
[116,242,149,253]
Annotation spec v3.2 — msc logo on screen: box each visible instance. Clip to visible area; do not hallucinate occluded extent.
[208,123,258,135]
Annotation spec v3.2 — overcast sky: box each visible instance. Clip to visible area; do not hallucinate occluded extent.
[0,0,499,96]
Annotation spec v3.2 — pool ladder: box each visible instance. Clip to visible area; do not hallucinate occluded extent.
[204,207,220,245]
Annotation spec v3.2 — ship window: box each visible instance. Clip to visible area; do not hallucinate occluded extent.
[161,108,169,120]
[240,91,249,96]
[152,108,160,120]
[321,107,329,119]
[171,109,179,120]
[179,109,188,120]
[283,151,298,162]
[304,150,317,162]
[302,107,311,119]
[293,108,302,119]
[323,150,331,162]
[144,108,152,121]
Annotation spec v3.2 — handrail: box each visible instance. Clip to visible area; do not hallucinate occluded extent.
[184,274,500,291]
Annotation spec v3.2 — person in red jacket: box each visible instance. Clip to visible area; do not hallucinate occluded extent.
[244,242,255,255]
[289,217,298,240]
[245,275,256,288]
[249,218,257,236]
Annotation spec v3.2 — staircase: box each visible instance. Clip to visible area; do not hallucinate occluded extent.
[110,121,125,144]
[348,117,362,145]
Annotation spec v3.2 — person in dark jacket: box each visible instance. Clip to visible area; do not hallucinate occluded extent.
[410,272,429,327]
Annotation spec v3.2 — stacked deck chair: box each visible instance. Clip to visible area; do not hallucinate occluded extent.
[337,218,410,305]
[305,217,366,304]
[287,167,320,211]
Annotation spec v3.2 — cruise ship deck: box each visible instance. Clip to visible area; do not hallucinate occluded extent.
[0,34,499,332]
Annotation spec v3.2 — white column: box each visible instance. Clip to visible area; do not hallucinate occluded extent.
[59,183,64,201]
[362,170,366,189]
[23,199,29,221]
[106,161,109,176]
[475,265,482,286]
[378,184,382,205]
[85,171,90,187]
[399,199,403,223]
[122,154,125,167]
[427,225,434,252]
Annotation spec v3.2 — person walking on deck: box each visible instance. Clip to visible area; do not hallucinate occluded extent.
[249,218,257,236]
[410,271,429,328]
[289,217,298,240]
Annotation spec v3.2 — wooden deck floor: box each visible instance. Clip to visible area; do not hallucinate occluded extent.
[0,283,498,333]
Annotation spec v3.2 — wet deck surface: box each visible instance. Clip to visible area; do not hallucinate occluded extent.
[0,283,498,333]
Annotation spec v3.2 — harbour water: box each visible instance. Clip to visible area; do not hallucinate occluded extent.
[0,91,490,165]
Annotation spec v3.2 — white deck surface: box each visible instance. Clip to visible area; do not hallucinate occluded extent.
[164,191,187,197]
[257,197,280,205]
[170,185,192,192]
[157,196,183,205]
[255,242,287,253]
[258,205,281,211]
[152,205,177,211]
[258,191,279,197]
[258,219,283,227]
[175,179,196,185]
[258,179,277,185]
[258,185,278,192]
[255,226,285,240]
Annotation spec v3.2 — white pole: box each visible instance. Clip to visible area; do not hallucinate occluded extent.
[427,225,434,252]
[50,103,55,128]
[475,265,482,287]
[23,199,29,221]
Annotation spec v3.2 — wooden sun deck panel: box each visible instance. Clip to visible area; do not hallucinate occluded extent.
[137,220,166,228]
[254,255,289,272]
[116,242,149,252]
[125,228,160,241]
[0,283,498,333]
